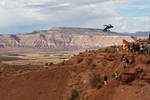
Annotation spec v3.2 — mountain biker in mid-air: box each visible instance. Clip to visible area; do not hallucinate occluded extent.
[103,24,114,32]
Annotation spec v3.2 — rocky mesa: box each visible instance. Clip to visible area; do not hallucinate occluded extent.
[0,27,134,50]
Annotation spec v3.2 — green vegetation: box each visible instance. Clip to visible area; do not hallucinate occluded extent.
[60,60,73,66]
[49,62,54,65]
[68,89,79,100]
[79,52,83,54]
[8,53,25,56]
[43,54,50,57]
[107,46,116,53]
[45,63,49,66]
[78,92,88,100]
[86,58,92,66]
[89,72,102,89]
[54,54,64,57]
[77,58,83,64]
[91,63,96,68]
[45,62,54,66]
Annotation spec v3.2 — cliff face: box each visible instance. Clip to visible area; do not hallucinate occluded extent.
[0,27,134,50]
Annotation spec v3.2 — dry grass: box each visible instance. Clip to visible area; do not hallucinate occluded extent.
[89,72,102,89]
[68,89,79,100]
[77,58,83,64]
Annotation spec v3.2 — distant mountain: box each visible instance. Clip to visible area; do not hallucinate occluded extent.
[29,27,124,36]
[134,31,150,36]
[123,31,150,36]
[0,27,134,50]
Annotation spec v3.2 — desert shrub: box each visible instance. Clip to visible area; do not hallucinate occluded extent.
[68,89,79,100]
[8,53,24,56]
[106,46,117,53]
[60,60,66,65]
[65,61,73,65]
[136,68,143,73]
[45,63,49,66]
[0,71,2,76]
[49,62,54,65]
[86,58,92,66]
[19,70,24,74]
[91,64,96,68]
[77,58,83,64]
[79,52,83,54]
[89,72,101,88]
[79,92,88,100]
[60,60,73,65]
[44,54,50,57]
[138,82,146,87]
[97,82,102,89]
[4,65,23,71]
[120,73,136,84]
[105,48,109,52]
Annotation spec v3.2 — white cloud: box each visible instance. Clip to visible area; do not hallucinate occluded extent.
[0,0,149,33]
[136,5,150,10]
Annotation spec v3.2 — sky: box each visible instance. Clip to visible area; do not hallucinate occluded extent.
[0,0,150,34]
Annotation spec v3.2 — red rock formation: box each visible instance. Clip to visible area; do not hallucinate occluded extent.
[0,27,134,50]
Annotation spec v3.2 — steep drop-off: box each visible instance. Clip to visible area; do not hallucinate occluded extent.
[0,40,150,100]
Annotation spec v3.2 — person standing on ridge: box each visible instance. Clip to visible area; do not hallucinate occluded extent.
[104,75,108,85]
[115,72,118,80]
[129,43,133,54]
[123,60,127,69]
[132,42,135,54]
[140,43,144,54]
[148,43,150,54]
[144,43,148,56]
[120,54,125,62]
[136,43,140,54]
[149,33,150,42]
[112,72,115,78]
[125,56,129,64]
[131,55,135,64]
